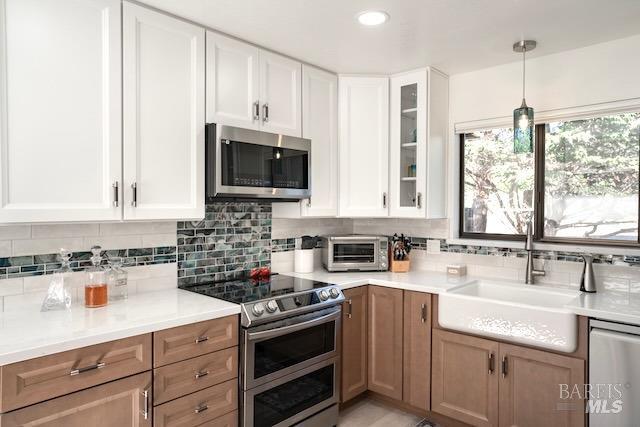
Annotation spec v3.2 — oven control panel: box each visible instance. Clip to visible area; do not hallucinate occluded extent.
[243,286,345,326]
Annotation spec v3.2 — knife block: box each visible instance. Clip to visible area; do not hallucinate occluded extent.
[389,253,410,272]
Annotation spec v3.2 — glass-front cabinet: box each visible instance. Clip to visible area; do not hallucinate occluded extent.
[389,68,448,218]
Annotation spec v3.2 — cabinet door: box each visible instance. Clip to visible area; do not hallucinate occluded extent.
[341,286,368,402]
[389,70,427,218]
[367,286,403,400]
[499,343,585,427]
[259,50,302,137]
[338,76,389,217]
[0,372,152,427]
[403,291,431,411]
[425,69,448,219]
[301,65,338,217]
[432,329,499,427]
[0,0,121,223]
[206,31,260,130]
[123,3,205,220]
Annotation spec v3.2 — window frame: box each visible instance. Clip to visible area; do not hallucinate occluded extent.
[459,120,640,248]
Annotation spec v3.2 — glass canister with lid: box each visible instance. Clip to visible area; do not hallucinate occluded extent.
[41,248,74,311]
[107,257,128,301]
[84,246,108,308]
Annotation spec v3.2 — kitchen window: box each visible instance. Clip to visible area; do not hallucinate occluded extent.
[459,111,640,246]
[459,128,535,240]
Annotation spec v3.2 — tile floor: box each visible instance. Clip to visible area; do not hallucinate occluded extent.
[338,398,436,427]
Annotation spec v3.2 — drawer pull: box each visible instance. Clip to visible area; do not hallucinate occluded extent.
[194,404,209,414]
[195,336,209,344]
[141,389,150,420]
[194,370,210,379]
[70,361,105,376]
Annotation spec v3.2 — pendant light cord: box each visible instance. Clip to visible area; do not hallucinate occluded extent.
[522,47,526,100]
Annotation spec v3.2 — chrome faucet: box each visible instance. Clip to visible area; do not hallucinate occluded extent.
[524,220,545,284]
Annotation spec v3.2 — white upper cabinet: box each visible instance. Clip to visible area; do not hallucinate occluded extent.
[123,2,205,220]
[301,65,338,217]
[338,76,389,217]
[389,70,427,218]
[259,51,302,137]
[206,32,260,130]
[206,36,302,137]
[0,0,122,223]
[389,68,448,219]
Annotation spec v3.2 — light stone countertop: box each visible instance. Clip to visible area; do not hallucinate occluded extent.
[0,288,240,366]
[3,269,640,366]
[283,269,640,327]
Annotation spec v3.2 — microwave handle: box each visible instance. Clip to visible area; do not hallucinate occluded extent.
[247,309,340,341]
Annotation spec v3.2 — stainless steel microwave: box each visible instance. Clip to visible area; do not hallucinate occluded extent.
[321,235,389,272]
[206,124,311,200]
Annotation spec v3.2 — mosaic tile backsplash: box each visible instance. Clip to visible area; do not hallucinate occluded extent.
[0,246,176,280]
[270,234,640,267]
[177,202,272,286]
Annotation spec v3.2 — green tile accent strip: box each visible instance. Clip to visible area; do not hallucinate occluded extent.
[0,246,177,280]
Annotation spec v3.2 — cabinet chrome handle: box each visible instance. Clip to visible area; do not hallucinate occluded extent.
[253,101,260,121]
[488,353,495,374]
[262,103,269,123]
[131,182,137,207]
[70,361,105,376]
[420,303,427,323]
[417,192,422,209]
[194,404,209,414]
[501,356,508,378]
[195,336,209,344]
[347,299,353,319]
[307,198,311,208]
[112,181,119,207]
[382,192,387,208]
[194,370,209,379]
[140,389,150,420]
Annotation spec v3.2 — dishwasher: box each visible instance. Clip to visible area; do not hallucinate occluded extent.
[589,319,640,426]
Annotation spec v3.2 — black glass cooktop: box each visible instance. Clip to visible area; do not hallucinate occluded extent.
[180,274,337,305]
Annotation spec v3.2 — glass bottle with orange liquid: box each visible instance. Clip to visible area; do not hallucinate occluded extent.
[84,246,108,308]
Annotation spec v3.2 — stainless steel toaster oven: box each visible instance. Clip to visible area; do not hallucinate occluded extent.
[320,235,389,272]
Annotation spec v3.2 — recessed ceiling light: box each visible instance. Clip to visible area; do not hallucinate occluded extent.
[357,10,389,26]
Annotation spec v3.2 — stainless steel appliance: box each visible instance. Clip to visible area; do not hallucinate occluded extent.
[182,275,344,427]
[321,235,389,272]
[589,319,640,426]
[206,123,311,200]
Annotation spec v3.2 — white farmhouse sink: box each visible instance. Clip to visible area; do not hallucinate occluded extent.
[439,280,580,353]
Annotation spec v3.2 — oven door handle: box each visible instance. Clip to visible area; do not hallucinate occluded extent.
[247,309,341,342]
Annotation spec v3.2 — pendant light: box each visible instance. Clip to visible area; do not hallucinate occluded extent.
[513,40,536,153]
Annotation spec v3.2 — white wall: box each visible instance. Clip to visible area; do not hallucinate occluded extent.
[450,34,640,125]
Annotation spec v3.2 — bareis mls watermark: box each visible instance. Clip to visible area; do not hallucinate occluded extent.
[559,383,627,414]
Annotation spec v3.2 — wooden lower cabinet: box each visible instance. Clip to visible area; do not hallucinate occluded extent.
[432,329,499,427]
[341,286,368,402]
[153,379,237,427]
[499,343,585,427]
[153,316,238,368]
[153,347,238,405]
[0,372,152,427]
[367,286,403,400]
[402,291,431,412]
[433,328,586,427]
[0,334,151,413]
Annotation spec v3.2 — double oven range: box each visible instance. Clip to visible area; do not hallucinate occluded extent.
[182,275,344,427]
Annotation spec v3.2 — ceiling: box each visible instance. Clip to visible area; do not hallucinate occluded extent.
[139,0,640,75]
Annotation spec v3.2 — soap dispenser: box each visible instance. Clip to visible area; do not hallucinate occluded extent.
[579,254,597,293]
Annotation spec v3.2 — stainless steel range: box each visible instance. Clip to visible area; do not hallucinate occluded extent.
[182,275,344,427]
